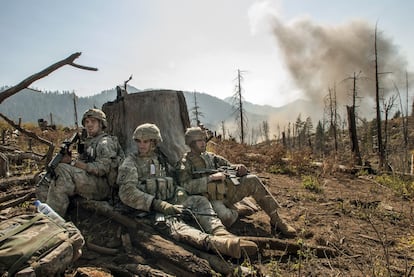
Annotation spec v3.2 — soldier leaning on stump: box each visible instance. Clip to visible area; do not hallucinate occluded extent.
[176,127,296,238]
[37,108,124,217]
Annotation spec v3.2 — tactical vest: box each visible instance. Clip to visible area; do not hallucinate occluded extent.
[133,154,175,201]
[82,133,125,187]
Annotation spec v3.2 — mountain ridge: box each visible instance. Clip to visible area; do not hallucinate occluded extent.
[0,85,316,138]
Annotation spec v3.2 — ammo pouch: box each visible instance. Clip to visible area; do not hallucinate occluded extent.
[206,181,227,201]
[145,177,175,201]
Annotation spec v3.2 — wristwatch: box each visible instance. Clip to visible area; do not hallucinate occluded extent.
[70,160,76,166]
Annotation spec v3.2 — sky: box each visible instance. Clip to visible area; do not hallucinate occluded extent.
[1,0,413,109]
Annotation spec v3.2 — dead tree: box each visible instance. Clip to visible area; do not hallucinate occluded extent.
[231,69,247,144]
[324,86,339,154]
[191,91,204,126]
[374,24,385,170]
[344,72,364,166]
[0,52,97,104]
[347,106,362,165]
[382,94,397,170]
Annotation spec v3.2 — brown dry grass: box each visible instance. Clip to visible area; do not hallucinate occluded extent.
[1,127,414,276]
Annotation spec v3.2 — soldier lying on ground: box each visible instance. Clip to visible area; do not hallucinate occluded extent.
[38,108,124,217]
[116,123,257,258]
[176,127,296,237]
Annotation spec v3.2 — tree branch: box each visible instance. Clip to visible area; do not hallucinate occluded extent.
[0,52,98,104]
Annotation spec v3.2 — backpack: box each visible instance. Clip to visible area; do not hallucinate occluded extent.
[0,213,84,276]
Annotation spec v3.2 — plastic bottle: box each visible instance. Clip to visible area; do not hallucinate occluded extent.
[34,200,66,225]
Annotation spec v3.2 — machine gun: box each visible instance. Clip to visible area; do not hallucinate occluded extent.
[192,166,245,185]
[37,131,83,185]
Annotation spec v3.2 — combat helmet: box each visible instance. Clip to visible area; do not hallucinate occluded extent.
[82,108,107,129]
[184,127,206,145]
[133,123,163,142]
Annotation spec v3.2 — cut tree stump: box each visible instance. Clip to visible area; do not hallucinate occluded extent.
[102,90,190,164]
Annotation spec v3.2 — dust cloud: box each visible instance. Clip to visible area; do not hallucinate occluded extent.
[270,15,412,120]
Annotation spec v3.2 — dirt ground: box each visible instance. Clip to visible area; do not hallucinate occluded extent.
[1,169,413,276]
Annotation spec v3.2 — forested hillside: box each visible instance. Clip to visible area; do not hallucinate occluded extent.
[0,86,287,138]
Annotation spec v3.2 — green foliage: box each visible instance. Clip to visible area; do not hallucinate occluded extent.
[265,259,282,277]
[356,168,370,176]
[268,164,297,175]
[375,174,414,199]
[301,175,323,193]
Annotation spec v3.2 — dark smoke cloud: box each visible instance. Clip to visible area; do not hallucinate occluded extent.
[270,16,413,118]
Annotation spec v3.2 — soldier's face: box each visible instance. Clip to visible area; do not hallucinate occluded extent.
[84,118,101,137]
[136,139,152,155]
[192,139,206,154]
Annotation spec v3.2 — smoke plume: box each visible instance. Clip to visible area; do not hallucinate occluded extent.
[270,15,412,119]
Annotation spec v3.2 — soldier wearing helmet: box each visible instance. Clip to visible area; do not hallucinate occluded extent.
[117,123,257,259]
[81,108,108,130]
[42,108,124,217]
[176,127,296,238]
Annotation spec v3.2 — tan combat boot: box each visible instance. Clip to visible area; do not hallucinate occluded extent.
[212,227,258,257]
[208,235,241,259]
[212,226,234,237]
[270,211,296,238]
[240,239,258,256]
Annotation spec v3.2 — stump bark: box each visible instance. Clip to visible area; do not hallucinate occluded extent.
[102,90,190,164]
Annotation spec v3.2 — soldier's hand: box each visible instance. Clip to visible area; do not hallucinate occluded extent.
[152,199,182,215]
[235,164,248,177]
[61,153,72,164]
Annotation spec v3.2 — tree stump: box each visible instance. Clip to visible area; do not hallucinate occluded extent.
[102,90,190,164]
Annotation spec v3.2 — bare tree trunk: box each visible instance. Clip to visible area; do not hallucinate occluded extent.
[374,25,385,170]
[347,105,362,166]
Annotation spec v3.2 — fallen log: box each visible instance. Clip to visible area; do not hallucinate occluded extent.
[0,174,35,189]
[0,112,55,164]
[86,242,119,256]
[0,188,35,203]
[123,264,175,277]
[240,236,338,258]
[0,190,35,210]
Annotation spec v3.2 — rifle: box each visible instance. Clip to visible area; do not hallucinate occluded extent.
[155,207,217,225]
[192,166,243,185]
[37,132,82,185]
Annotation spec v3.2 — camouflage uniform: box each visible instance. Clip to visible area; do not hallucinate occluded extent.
[117,123,257,258]
[45,109,124,216]
[176,127,296,237]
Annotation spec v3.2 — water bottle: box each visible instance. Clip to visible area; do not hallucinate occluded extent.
[34,200,66,225]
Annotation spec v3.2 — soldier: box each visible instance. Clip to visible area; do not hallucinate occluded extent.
[176,127,296,237]
[117,123,257,259]
[44,108,124,216]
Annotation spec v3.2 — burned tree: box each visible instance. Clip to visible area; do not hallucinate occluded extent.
[231,69,248,144]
